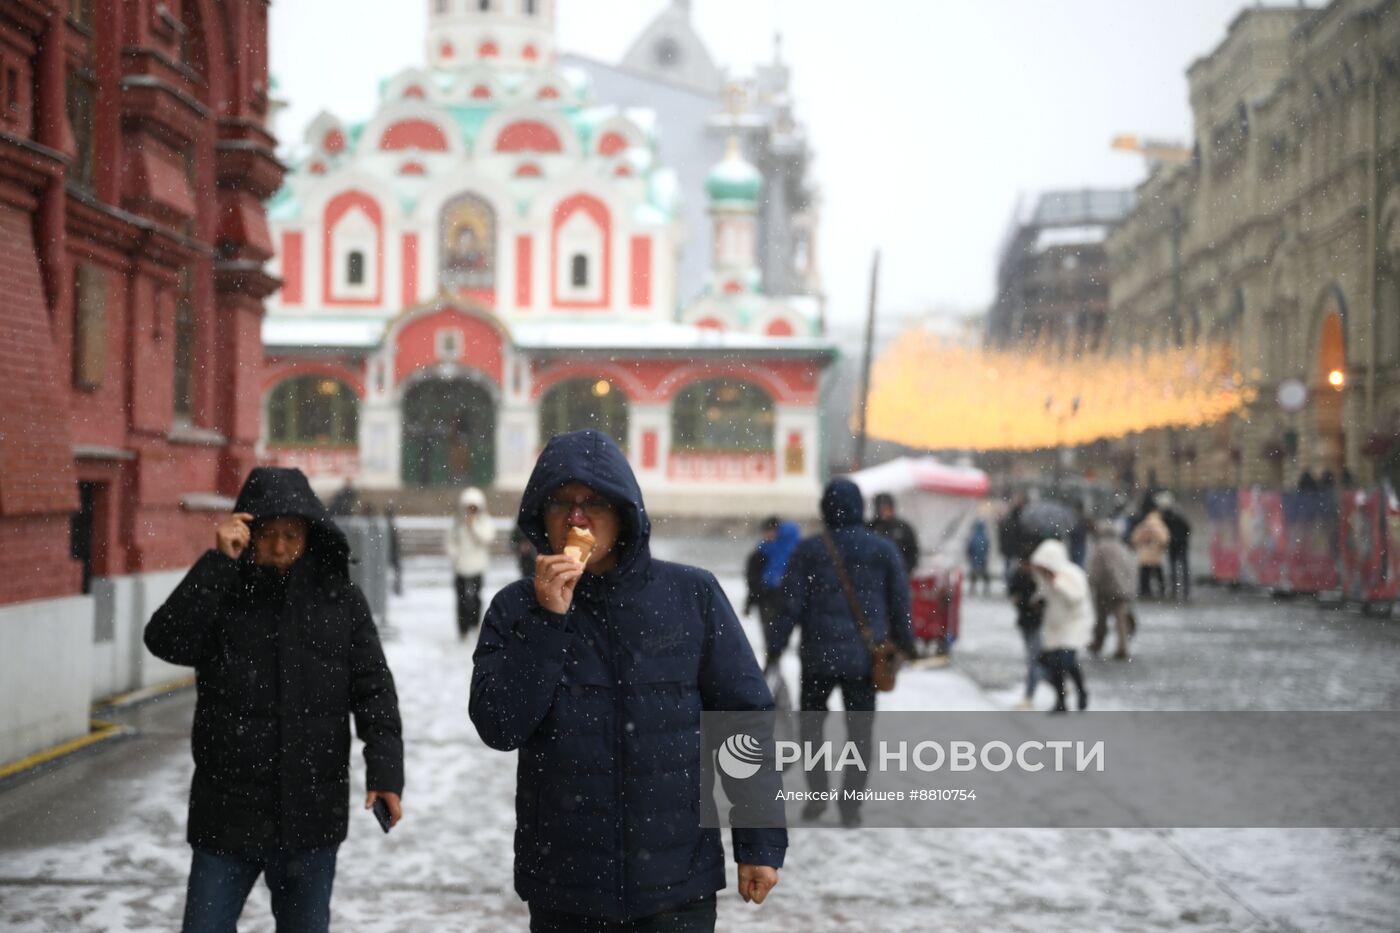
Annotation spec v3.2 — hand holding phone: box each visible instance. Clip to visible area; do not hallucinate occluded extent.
[365,791,401,833]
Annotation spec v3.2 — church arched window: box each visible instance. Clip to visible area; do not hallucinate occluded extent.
[539,379,629,447]
[671,380,775,453]
[346,250,365,285]
[267,376,359,447]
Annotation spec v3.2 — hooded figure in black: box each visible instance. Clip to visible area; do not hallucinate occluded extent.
[771,478,914,827]
[470,431,785,930]
[145,467,403,932]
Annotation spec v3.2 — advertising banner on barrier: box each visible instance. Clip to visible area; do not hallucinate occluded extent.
[1282,491,1340,592]
[1238,489,1286,588]
[1340,487,1400,604]
[1205,489,1241,583]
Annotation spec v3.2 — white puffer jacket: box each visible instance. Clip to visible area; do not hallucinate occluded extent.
[1030,539,1092,651]
[447,487,496,577]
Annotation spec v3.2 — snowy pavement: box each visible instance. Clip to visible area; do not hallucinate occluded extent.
[1,543,1397,932]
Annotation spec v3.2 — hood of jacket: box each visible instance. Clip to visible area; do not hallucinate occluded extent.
[518,430,650,581]
[1029,538,1088,601]
[822,479,866,529]
[233,467,350,581]
[459,487,488,511]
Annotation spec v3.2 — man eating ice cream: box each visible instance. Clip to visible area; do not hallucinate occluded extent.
[470,429,785,931]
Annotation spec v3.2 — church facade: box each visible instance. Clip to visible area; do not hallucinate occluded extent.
[261,0,834,515]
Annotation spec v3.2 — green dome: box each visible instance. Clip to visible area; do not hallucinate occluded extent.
[706,138,762,204]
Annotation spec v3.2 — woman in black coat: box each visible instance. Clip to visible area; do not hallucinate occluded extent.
[145,467,403,933]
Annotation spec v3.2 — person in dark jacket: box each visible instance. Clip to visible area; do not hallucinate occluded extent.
[744,515,801,660]
[145,467,404,933]
[1156,493,1192,602]
[772,479,915,828]
[965,519,992,595]
[998,493,1028,579]
[1008,558,1046,710]
[867,492,920,574]
[470,431,785,931]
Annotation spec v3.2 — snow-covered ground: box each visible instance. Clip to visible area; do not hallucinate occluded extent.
[1,545,1396,932]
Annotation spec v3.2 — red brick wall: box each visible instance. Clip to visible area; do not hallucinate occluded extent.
[0,0,282,607]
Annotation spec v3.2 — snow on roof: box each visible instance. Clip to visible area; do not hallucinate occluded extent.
[511,320,835,356]
[263,316,385,349]
[847,456,991,500]
[1033,224,1109,252]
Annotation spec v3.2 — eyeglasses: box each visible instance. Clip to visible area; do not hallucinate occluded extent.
[543,496,616,519]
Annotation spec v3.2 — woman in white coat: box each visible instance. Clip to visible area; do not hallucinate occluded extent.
[447,487,495,637]
[1029,538,1091,712]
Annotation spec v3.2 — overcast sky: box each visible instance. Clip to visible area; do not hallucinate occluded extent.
[269,0,1284,327]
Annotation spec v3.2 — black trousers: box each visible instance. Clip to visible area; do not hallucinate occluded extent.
[1138,565,1165,598]
[529,894,716,932]
[1168,548,1190,601]
[454,574,483,636]
[800,672,875,807]
[1038,648,1087,711]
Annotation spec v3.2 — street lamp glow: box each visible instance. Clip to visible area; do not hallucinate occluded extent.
[1328,369,1346,389]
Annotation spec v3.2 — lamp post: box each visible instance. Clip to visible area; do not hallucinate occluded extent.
[1048,394,1081,491]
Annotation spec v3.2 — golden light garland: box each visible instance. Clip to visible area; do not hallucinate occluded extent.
[862,329,1256,452]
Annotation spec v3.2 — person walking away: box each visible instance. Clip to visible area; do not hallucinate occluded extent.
[773,479,915,827]
[385,505,403,596]
[745,516,801,660]
[470,431,784,930]
[1131,509,1171,599]
[327,476,358,517]
[447,487,495,638]
[144,467,404,933]
[1067,500,1090,568]
[509,524,537,579]
[998,493,1028,580]
[869,492,920,575]
[1156,493,1192,602]
[1007,557,1046,710]
[1087,521,1137,659]
[966,519,992,595]
[1029,538,1091,712]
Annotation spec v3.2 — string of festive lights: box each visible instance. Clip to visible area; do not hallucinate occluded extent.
[862,329,1256,452]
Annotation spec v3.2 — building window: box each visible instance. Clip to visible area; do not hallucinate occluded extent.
[65,68,97,192]
[479,0,491,9]
[173,267,196,422]
[571,254,589,288]
[524,0,538,14]
[267,376,360,446]
[347,250,365,285]
[72,263,107,391]
[540,379,629,447]
[436,0,449,12]
[672,380,775,453]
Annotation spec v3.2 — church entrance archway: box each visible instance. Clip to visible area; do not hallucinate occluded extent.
[401,378,496,487]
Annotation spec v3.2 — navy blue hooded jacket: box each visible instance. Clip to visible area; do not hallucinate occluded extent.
[772,479,915,679]
[469,431,786,922]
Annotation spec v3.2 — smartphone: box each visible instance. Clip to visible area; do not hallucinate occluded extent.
[372,796,393,834]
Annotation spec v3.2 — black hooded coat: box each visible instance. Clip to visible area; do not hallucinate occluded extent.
[144,467,403,850]
[773,479,915,680]
[469,431,786,922]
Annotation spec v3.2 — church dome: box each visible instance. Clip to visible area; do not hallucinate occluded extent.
[706,137,762,205]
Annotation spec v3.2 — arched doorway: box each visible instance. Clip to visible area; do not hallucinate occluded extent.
[401,378,496,487]
[1313,302,1347,475]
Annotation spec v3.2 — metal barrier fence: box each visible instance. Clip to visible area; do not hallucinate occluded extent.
[1207,485,1400,608]
[334,516,393,634]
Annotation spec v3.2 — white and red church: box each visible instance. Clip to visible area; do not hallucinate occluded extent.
[261,0,834,515]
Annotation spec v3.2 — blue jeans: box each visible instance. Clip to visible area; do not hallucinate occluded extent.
[529,894,717,932]
[182,845,339,933]
[1020,626,1045,699]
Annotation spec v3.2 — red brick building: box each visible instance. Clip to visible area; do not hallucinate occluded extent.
[0,0,280,766]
